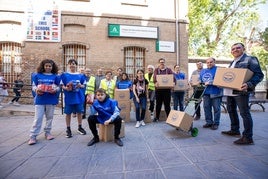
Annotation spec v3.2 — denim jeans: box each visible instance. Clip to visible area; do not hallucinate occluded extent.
[133,96,147,121]
[30,105,55,138]
[172,91,185,111]
[203,95,222,125]
[226,94,253,139]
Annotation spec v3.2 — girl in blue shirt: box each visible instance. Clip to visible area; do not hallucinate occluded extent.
[28,59,60,145]
[116,72,133,99]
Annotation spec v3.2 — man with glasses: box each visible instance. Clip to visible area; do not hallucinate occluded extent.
[200,57,223,130]
[222,43,264,145]
[153,58,174,122]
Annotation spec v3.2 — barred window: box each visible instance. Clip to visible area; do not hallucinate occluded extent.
[124,46,145,80]
[63,44,86,72]
[0,42,22,82]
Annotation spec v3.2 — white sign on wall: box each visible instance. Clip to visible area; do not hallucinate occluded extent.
[156,40,175,52]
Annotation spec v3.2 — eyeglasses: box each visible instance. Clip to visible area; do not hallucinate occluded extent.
[231,46,242,51]
[159,61,165,63]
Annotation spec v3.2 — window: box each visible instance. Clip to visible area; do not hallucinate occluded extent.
[124,46,145,80]
[0,42,22,82]
[63,44,86,71]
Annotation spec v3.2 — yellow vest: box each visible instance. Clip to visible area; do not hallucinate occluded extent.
[100,79,116,98]
[145,73,155,90]
[85,76,96,95]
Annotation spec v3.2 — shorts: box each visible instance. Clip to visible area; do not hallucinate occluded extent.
[64,104,84,114]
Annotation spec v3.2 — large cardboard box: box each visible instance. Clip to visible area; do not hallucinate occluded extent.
[166,110,194,132]
[156,74,174,89]
[99,120,125,142]
[174,79,190,91]
[114,89,130,101]
[120,110,131,122]
[117,100,131,111]
[190,75,200,86]
[213,68,253,90]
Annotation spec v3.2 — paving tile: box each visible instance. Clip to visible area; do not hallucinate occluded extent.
[125,169,164,179]
[162,165,205,178]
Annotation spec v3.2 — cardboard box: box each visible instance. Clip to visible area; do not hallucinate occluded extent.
[174,80,190,91]
[114,89,130,101]
[190,75,200,86]
[99,120,125,142]
[120,110,130,122]
[166,110,194,132]
[144,109,152,123]
[156,74,174,89]
[213,68,253,90]
[159,110,167,121]
[117,100,131,111]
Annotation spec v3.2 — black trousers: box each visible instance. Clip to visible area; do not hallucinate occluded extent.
[155,89,171,119]
[87,115,122,139]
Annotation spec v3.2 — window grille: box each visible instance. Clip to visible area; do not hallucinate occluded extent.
[124,46,145,80]
[0,42,22,82]
[63,44,86,72]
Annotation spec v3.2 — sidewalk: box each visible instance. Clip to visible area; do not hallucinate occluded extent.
[0,103,268,178]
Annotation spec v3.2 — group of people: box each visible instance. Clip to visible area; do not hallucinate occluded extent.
[23,42,263,147]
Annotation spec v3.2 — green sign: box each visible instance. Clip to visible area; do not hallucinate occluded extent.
[108,24,120,37]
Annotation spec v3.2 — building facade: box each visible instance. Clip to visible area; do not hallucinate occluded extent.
[0,0,189,86]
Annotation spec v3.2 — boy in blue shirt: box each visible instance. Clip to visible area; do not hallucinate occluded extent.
[60,59,87,138]
[87,88,123,147]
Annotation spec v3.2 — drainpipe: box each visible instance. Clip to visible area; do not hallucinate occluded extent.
[175,0,179,65]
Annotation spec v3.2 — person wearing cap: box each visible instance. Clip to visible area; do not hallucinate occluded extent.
[145,65,155,118]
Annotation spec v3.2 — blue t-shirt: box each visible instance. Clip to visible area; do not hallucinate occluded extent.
[32,73,60,105]
[60,72,86,105]
[174,72,185,80]
[200,66,222,95]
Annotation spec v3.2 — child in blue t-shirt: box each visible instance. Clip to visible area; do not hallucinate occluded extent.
[60,59,87,138]
[116,72,133,99]
[28,59,60,145]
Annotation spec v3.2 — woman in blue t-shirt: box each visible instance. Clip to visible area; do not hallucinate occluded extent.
[116,72,133,99]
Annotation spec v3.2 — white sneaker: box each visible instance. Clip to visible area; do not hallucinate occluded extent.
[8,101,13,105]
[150,112,154,120]
[140,120,146,126]
[135,121,141,128]
[13,102,20,106]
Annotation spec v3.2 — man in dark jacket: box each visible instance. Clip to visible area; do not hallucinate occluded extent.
[222,42,264,145]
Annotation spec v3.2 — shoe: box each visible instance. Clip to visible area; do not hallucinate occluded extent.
[221,130,241,137]
[114,138,123,147]
[135,121,141,128]
[8,101,13,105]
[45,134,54,140]
[234,136,254,145]
[140,120,146,126]
[203,123,212,128]
[28,138,37,145]
[153,118,159,122]
[66,129,73,138]
[211,124,218,130]
[13,102,20,106]
[87,137,99,146]
[78,127,87,135]
[194,116,200,120]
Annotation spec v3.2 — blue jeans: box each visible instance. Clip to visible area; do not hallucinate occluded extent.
[133,96,147,121]
[203,95,222,125]
[226,94,253,139]
[172,91,185,111]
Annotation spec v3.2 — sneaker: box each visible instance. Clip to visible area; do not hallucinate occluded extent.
[114,138,123,147]
[13,102,20,106]
[153,118,159,122]
[234,136,254,145]
[45,134,54,140]
[8,101,13,105]
[77,127,87,135]
[211,124,218,130]
[87,137,99,146]
[135,121,141,128]
[150,112,154,119]
[66,129,73,138]
[203,123,212,128]
[28,138,37,145]
[140,120,146,126]
[221,130,241,137]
